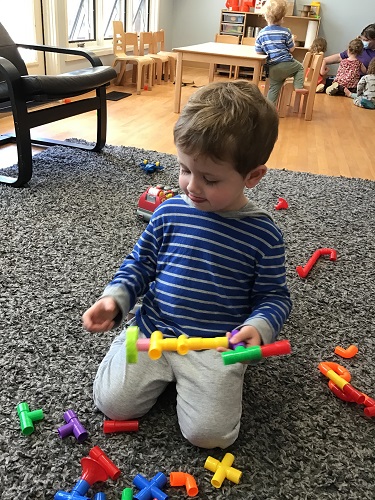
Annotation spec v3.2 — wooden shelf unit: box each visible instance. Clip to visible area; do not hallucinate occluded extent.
[220,10,320,62]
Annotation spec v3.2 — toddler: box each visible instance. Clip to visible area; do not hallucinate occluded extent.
[326,39,367,96]
[344,57,375,109]
[82,80,292,449]
[255,0,306,104]
[309,37,328,92]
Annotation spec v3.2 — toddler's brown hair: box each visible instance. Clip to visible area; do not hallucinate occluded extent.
[310,37,327,54]
[348,39,364,56]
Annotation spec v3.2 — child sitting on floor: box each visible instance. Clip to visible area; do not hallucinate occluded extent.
[326,39,367,96]
[344,57,375,109]
[309,37,328,93]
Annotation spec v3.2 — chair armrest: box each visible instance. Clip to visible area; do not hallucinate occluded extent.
[16,43,103,67]
[0,56,22,86]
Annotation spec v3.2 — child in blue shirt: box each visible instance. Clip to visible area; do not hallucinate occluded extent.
[255,0,306,104]
[82,80,292,449]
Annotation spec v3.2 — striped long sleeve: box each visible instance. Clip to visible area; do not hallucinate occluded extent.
[103,196,292,344]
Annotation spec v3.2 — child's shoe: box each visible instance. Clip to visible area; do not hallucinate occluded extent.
[325,82,339,95]
[316,83,325,93]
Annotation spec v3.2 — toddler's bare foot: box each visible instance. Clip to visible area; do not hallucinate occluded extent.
[343,87,352,97]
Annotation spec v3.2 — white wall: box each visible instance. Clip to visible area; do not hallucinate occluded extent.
[168,0,375,74]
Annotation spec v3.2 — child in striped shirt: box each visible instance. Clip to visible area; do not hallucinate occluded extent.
[255,0,306,104]
[82,80,292,449]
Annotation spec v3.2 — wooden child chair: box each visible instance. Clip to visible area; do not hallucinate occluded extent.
[139,31,171,85]
[214,34,240,78]
[152,30,177,83]
[112,21,154,94]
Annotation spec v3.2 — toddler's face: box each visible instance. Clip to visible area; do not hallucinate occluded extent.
[177,149,249,212]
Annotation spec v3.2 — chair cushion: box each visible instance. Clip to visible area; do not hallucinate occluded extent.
[0,66,117,102]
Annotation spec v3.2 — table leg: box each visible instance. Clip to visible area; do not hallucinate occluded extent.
[252,62,261,86]
[174,52,183,113]
[208,63,215,82]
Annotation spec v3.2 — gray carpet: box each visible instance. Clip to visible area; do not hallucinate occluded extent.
[1,143,375,500]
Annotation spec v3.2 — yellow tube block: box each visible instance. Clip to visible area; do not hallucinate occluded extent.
[148,331,229,360]
[204,453,242,488]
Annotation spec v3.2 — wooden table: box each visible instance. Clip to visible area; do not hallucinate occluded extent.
[172,42,267,113]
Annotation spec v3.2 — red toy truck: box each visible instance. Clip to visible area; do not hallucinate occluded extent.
[137,185,178,221]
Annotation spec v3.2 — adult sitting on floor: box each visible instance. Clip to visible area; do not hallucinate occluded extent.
[321,23,375,82]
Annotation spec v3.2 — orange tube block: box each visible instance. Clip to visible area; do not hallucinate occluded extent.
[170,472,198,497]
[318,362,365,404]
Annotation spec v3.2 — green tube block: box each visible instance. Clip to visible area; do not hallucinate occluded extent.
[17,402,44,435]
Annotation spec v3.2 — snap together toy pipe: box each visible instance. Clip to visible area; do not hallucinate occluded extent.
[54,446,120,500]
[204,453,242,488]
[221,339,291,365]
[17,402,44,435]
[57,410,88,443]
[169,472,198,497]
[296,248,337,278]
[125,327,246,364]
[318,362,375,417]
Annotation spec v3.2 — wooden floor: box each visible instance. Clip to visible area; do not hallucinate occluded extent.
[1,66,374,181]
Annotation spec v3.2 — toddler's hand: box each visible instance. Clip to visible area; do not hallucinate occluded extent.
[229,325,262,348]
[217,326,261,352]
[82,297,119,332]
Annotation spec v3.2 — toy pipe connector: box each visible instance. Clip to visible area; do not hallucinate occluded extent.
[275,197,288,210]
[222,340,291,365]
[54,478,91,500]
[318,362,365,404]
[133,472,168,500]
[204,453,242,488]
[58,410,88,443]
[80,457,109,486]
[141,331,229,361]
[121,488,134,500]
[89,446,121,481]
[103,419,139,433]
[364,406,375,417]
[55,482,106,500]
[17,402,44,435]
[169,472,198,497]
[126,326,140,364]
[334,345,358,359]
[296,248,337,278]
[363,394,375,408]
[228,329,246,348]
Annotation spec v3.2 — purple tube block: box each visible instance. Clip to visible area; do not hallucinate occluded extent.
[57,410,88,443]
[228,329,246,349]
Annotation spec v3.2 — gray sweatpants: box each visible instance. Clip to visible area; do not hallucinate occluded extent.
[267,59,305,104]
[93,327,247,449]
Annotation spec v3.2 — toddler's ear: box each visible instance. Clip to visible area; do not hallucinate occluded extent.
[245,165,267,188]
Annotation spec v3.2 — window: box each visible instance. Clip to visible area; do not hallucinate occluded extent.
[67,0,150,44]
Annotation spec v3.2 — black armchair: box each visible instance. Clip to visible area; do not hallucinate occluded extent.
[0,23,117,187]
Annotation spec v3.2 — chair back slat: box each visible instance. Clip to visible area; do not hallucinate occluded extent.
[0,23,28,77]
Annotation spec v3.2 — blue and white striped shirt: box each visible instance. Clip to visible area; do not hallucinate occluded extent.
[255,25,294,65]
[103,195,292,344]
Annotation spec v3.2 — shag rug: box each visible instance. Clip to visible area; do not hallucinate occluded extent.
[1,143,375,500]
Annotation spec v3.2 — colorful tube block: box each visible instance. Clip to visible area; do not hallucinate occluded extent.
[103,420,139,433]
[204,453,242,488]
[57,410,88,443]
[221,340,291,365]
[17,402,44,436]
[318,362,365,404]
[170,472,198,497]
